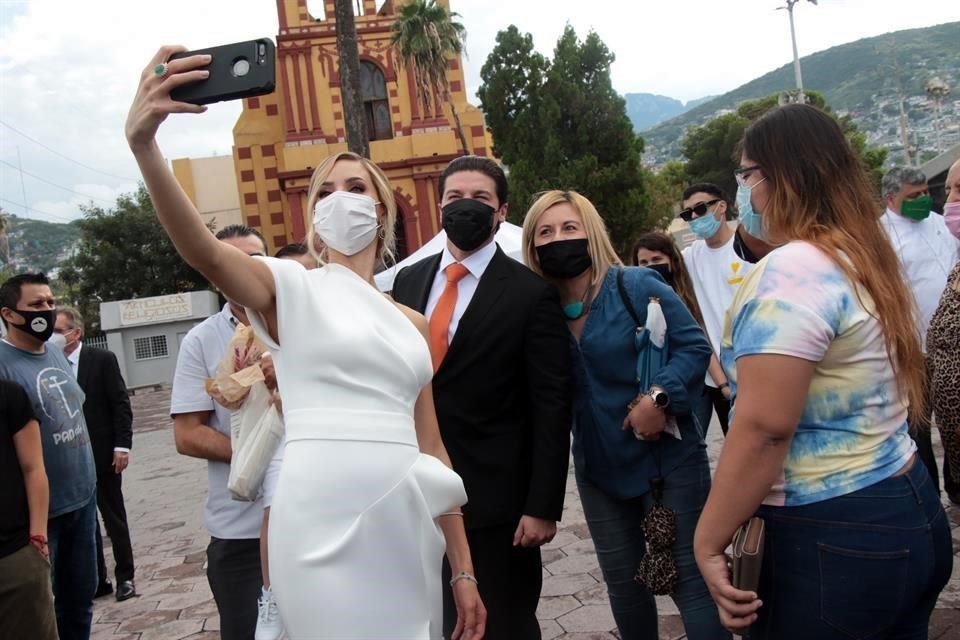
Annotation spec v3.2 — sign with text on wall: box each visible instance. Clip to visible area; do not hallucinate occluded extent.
[118,294,193,327]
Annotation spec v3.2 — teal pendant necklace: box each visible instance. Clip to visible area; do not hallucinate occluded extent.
[563,281,593,320]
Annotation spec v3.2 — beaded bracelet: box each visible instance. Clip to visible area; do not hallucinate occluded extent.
[449,571,478,587]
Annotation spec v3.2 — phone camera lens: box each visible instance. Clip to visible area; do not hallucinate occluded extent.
[232,58,251,77]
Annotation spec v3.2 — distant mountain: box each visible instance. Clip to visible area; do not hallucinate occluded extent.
[2,214,81,276]
[642,21,960,162]
[624,93,715,132]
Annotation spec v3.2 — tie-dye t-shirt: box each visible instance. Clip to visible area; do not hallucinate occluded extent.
[721,241,916,507]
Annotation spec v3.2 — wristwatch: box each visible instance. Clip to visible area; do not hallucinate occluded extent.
[646,387,670,409]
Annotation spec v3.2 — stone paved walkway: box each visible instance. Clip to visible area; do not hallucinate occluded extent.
[92,387,960,639]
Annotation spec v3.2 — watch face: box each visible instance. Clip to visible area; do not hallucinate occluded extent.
[653,391,669,408]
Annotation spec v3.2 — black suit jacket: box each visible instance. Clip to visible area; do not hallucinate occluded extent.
[77,345,133,471]
[392,246,572,530]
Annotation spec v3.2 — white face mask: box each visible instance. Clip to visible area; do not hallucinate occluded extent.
[47,332,67,350]
[313,191,380,256]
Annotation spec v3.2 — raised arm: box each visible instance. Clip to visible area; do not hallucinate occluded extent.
[124,45,274,314]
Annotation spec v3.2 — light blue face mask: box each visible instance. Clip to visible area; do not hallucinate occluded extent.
[688,208,723,239]
[736,181,766,240]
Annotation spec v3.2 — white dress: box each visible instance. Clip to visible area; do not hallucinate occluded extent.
[247,259,466,639]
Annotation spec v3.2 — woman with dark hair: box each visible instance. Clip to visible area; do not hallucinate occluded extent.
[694,103,952,639]
[630,232,715,436]
[630,233,704,327]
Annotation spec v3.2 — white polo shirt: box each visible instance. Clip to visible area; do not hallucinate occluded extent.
[170,305,263,539]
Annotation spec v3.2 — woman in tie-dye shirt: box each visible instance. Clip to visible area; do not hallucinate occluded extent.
[693,104,952,640]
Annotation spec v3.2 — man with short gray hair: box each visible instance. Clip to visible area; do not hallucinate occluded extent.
[54,308,135,601]
[881,166,960,499]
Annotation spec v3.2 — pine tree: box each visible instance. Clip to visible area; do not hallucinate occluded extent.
[479,25,651,253]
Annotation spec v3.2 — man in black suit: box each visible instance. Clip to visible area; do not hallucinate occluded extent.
[54,308,136,602]
[392,156,572,639]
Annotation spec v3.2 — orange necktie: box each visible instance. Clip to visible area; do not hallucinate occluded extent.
[429,263,470,372]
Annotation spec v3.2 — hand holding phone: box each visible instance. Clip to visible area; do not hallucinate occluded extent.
[169,38,276,105]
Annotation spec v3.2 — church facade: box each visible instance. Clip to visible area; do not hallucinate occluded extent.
[223,0,493,257]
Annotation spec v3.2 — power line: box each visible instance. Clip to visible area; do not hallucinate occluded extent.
[0,119,141,183]
[0,159,116,205]
[0,196,77,223]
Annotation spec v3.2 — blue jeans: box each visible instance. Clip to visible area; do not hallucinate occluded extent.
[751,457,953,640]
[47,494,98,640]
[577,449,730,640]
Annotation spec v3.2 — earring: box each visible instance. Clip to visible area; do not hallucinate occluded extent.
[378,225,386,240]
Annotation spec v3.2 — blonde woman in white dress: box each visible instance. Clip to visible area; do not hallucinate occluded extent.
[125,45,486,640]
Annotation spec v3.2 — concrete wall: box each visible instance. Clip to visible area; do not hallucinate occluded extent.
[171,155,243,233]
[101,291,220,389]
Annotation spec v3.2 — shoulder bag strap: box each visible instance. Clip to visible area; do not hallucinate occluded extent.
[616,267,641,328]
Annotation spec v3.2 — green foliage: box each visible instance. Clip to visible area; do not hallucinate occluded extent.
[643,161,687,230]
[479,25,650,253]
[681,91,888,198]
[2,214,81,275]
[477,26,548,163]
[390,0,470,153]
[645,21,960,153]
[57,185,211,333]
[680,113,749,200]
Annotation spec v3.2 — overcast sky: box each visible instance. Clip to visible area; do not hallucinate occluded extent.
[1,0,957,224]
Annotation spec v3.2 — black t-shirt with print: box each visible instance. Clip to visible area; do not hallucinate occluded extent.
[1,379,37,558]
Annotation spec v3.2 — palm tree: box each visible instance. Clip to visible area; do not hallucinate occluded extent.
[391,0,470,154]
[334,0,371,157]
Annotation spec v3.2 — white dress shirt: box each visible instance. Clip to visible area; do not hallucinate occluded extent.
[67,341,82,376]
[881,208,960,351]
[424,240,498,344]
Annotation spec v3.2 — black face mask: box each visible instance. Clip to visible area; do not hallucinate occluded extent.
[646,263,675,288]
[5,308,56,342]
[441,199,496,252]
[535,239,593,280]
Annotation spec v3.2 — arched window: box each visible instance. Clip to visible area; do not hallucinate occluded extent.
[360,61,393,141]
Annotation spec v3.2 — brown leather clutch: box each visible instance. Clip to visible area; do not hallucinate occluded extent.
[731,517,765,593]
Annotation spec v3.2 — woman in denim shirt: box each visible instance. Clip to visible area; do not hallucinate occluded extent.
[521,191,727,640]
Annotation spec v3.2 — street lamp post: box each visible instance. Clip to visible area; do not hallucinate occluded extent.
[927,77,951,154]
[779,0,818,104]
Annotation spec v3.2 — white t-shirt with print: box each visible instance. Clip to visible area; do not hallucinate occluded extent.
[682,230,753,386]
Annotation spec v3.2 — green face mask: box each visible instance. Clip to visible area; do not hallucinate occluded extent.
[900,194,932,221]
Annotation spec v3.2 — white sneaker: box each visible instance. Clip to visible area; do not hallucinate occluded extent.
[255,586,285,640]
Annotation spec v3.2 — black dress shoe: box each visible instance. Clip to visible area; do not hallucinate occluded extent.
[115,580,137,602]
[95,580,113,598]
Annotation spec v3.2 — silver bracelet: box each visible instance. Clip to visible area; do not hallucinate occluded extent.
[449,571,478,587]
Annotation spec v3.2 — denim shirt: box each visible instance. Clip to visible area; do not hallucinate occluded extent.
[571,267,712,499]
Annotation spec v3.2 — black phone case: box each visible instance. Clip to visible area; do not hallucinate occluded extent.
[169,38,276,106]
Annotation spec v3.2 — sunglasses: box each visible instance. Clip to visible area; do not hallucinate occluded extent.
[678,199,721,222]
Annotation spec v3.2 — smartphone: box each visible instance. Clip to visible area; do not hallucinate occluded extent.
[169,38,276,105]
